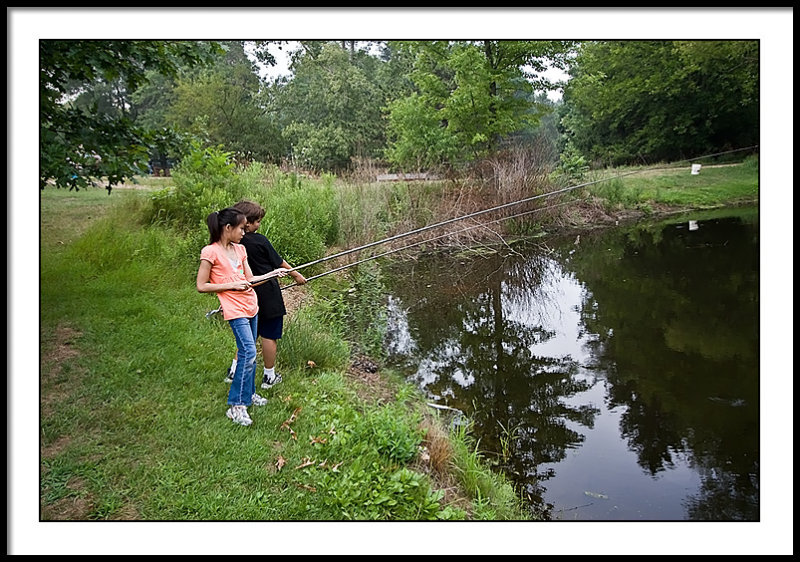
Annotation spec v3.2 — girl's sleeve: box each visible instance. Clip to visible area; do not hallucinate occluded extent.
[200,245,216,265]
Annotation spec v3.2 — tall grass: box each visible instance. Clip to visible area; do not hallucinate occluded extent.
[144,145,339,271]
[448,418,527,520]
[39,173,531,521]
[334,179,446,250]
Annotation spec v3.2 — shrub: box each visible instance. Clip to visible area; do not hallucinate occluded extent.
[363,403,424,464]
[145,144,340,270]
[258,170,339,268]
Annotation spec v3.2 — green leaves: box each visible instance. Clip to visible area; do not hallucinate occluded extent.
[385,41,572,171]
[561,40,759,166]
[275,42,386,171]
[40,40,220,191]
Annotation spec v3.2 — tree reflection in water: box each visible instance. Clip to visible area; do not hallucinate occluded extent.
[384,209,759,520]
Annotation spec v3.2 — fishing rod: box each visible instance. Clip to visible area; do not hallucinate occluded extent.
[206,145,757,316]
[278,199,574,290]
[241,172,626,296]
[205,201,569,317]
[257,143,760,285]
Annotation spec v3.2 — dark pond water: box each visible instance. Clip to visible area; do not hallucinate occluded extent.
[382,207,760,521]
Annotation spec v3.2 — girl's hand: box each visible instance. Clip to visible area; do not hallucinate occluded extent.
[271,268,289,278]
[230,279,251,291]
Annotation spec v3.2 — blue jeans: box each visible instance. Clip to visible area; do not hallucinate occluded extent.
[227,315,258,406]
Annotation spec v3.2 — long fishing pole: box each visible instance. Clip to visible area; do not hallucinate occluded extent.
[206,201,569,317]
[244,173,621,294]
[254,144,759,287]
[278,199,574,290]
[258,174,613,284]
[206,145,757,316]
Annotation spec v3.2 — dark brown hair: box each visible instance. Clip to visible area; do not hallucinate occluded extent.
[206,207,246,244]
[233,199,266,224]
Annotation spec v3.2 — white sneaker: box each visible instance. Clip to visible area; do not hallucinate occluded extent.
[251,393,268,406]
[226,406,252,426]
[261,371,283,390]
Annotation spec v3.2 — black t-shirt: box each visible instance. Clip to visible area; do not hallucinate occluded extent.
[240,232,286,318]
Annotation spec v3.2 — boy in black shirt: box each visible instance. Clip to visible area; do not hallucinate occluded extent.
[224,200,307,389]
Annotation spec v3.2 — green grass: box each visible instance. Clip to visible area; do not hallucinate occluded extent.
[586,157,759,212]
[39,186,530,521]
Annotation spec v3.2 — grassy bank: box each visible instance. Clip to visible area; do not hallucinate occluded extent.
[39,187,528,522]
[37,154,757,524]
[574,156,759,222]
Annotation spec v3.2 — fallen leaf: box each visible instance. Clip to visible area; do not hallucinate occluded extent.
[275,456,286,471]
[295,457,315,470]
[310,435,327,445]
[318,459,343,472]
[283,395,292,403]
[306,360,317,369]
[280,407,302,431]
[295,483,317,493]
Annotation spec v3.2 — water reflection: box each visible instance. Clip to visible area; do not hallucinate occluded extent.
[383,209,759,521]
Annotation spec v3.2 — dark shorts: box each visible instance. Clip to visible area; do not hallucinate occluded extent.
[258,314,284,340]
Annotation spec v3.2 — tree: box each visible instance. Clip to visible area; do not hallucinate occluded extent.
[273,42,386,171]
[40,40,220,191]
[165,42,285,163]
[560,40,759,166]
[385,40,575,171]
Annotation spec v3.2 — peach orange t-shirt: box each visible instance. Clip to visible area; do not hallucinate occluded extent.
[200,242,259,321]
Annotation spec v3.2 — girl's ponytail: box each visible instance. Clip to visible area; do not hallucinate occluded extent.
[206,207,245,244]
[206,210,222,244]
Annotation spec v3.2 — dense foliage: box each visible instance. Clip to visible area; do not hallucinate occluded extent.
[386,40,574,171]
[41,40,759,188]
[560,40,759,166]
[40,40,221,191]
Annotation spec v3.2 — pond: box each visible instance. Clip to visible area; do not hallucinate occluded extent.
[382,207,760,521]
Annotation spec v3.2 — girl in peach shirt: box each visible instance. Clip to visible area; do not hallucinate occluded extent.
[196,207,287,426]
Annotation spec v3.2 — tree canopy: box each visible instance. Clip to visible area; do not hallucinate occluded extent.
[40,40,220,191]
[270,41,388,171]
[560,40,759,166]
[385,40,575,171]
[39,39,760,189]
